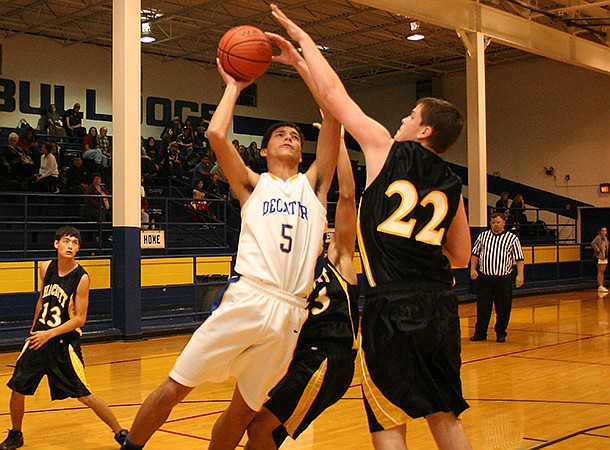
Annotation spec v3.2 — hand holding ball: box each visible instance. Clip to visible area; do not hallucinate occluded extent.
[217,25,273,81]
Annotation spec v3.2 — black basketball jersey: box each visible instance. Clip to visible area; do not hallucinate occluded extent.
[32,259,88,338]
[358,141,462,287]
[299,258,360,350]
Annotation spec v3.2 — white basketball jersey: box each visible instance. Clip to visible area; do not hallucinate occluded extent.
[234,172,326,298]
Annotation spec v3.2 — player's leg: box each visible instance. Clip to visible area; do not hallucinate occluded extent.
[8,391,25,431]
[209,386,257,450]
[370,424,407,450]
[425,411,471,450]
[245,407,282,450]
[126,377,193,446]
[78,393,122,433]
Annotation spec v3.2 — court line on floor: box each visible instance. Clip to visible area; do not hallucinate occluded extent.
[508,354,610,366]
[463,332,609,364]
[466,398,610,407]
[524,423,610,449]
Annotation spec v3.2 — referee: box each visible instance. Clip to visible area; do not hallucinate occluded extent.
[470,212,524,343]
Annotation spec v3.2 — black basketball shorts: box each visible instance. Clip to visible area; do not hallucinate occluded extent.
[7,337,92,400]
[264,342,357,446]
[360,282,469,432]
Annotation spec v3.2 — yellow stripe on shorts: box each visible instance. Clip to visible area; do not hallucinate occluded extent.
[359,339,410,429]
[284,358,328,437]
[68,344,91,391]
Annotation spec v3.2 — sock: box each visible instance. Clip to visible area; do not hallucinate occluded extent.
[122,436,144,450]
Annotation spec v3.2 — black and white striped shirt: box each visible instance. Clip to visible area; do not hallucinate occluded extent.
[472,230,524,276]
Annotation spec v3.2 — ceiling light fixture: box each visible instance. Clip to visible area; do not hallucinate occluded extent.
[407,21,425,41]
[141,21,155,43]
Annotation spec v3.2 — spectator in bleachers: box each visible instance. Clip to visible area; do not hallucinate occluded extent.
[161,115,183,141]
[192,154,212,188]
[188,179,213,222]
[25,142,59,192]
[83,172,111,224]
[237,144,250,168]
[82,127,109,170]
[144,136,157,156]
[17,125,40,167]
[63,103,87,139]
[495,191,510,218]
[509,193,528,225]
[3,132,35,183]
[63,155,90,194]
[210,157,227,183]
[98,127,112,158]
[177,126,199,171]
[163,141,185,179]
[46,139,64,169]
[144,137,163,178]
[246,141,263,173]
[192,113,209,150]
[140,136,155,176]
[36,108,48,133]
[44,104,68,138]
[141,176,150,229]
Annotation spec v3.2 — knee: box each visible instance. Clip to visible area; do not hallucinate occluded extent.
[77,394,94,407]
[245,415,268,442]
[151,378,192,407]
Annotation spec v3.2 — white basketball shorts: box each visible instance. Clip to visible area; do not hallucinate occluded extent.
[170,276,308,410]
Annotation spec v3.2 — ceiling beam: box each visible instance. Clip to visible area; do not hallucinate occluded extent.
[352,0,610,74]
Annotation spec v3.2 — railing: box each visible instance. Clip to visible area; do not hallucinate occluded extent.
[0,191,236,259]
[492,206,576,244]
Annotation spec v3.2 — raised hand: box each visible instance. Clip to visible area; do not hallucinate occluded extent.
[270,4,307,41]
[216,58,254,89]
[266,32,302,67]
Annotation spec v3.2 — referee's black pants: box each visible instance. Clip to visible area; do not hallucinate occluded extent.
[474,273,513,338]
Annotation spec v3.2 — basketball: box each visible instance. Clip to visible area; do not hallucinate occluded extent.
[217,25,273,81]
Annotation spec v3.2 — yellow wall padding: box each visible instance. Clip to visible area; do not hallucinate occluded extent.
[141,257,194,287]
[0,262,36,294]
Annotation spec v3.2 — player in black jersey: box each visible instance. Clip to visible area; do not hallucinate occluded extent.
[1,226,127,450]
[245,124,359,449]
[272,5,473,449]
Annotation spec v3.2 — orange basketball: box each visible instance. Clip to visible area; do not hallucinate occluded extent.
[217,25,273,81]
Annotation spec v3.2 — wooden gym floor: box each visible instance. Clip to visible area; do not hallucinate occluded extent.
[0,289,608,449]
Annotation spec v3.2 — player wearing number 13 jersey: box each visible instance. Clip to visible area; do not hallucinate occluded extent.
[3,226,127,450]
[263,13,473,446]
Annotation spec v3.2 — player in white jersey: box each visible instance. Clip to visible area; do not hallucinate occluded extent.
[122,33,341,450]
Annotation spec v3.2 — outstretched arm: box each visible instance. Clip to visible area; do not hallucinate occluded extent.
[270,4,393,182]
[327,134,358,284]
[206,61,260,206]
[267,32,340,203]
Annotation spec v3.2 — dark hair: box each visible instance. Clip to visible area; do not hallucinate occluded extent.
[91,172,102,181]
[490,212,505,221]
[260,122,304,150]
[54,225,81,244]
[416,97,464,153]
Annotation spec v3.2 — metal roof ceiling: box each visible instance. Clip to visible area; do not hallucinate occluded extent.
[0,0,607,87]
